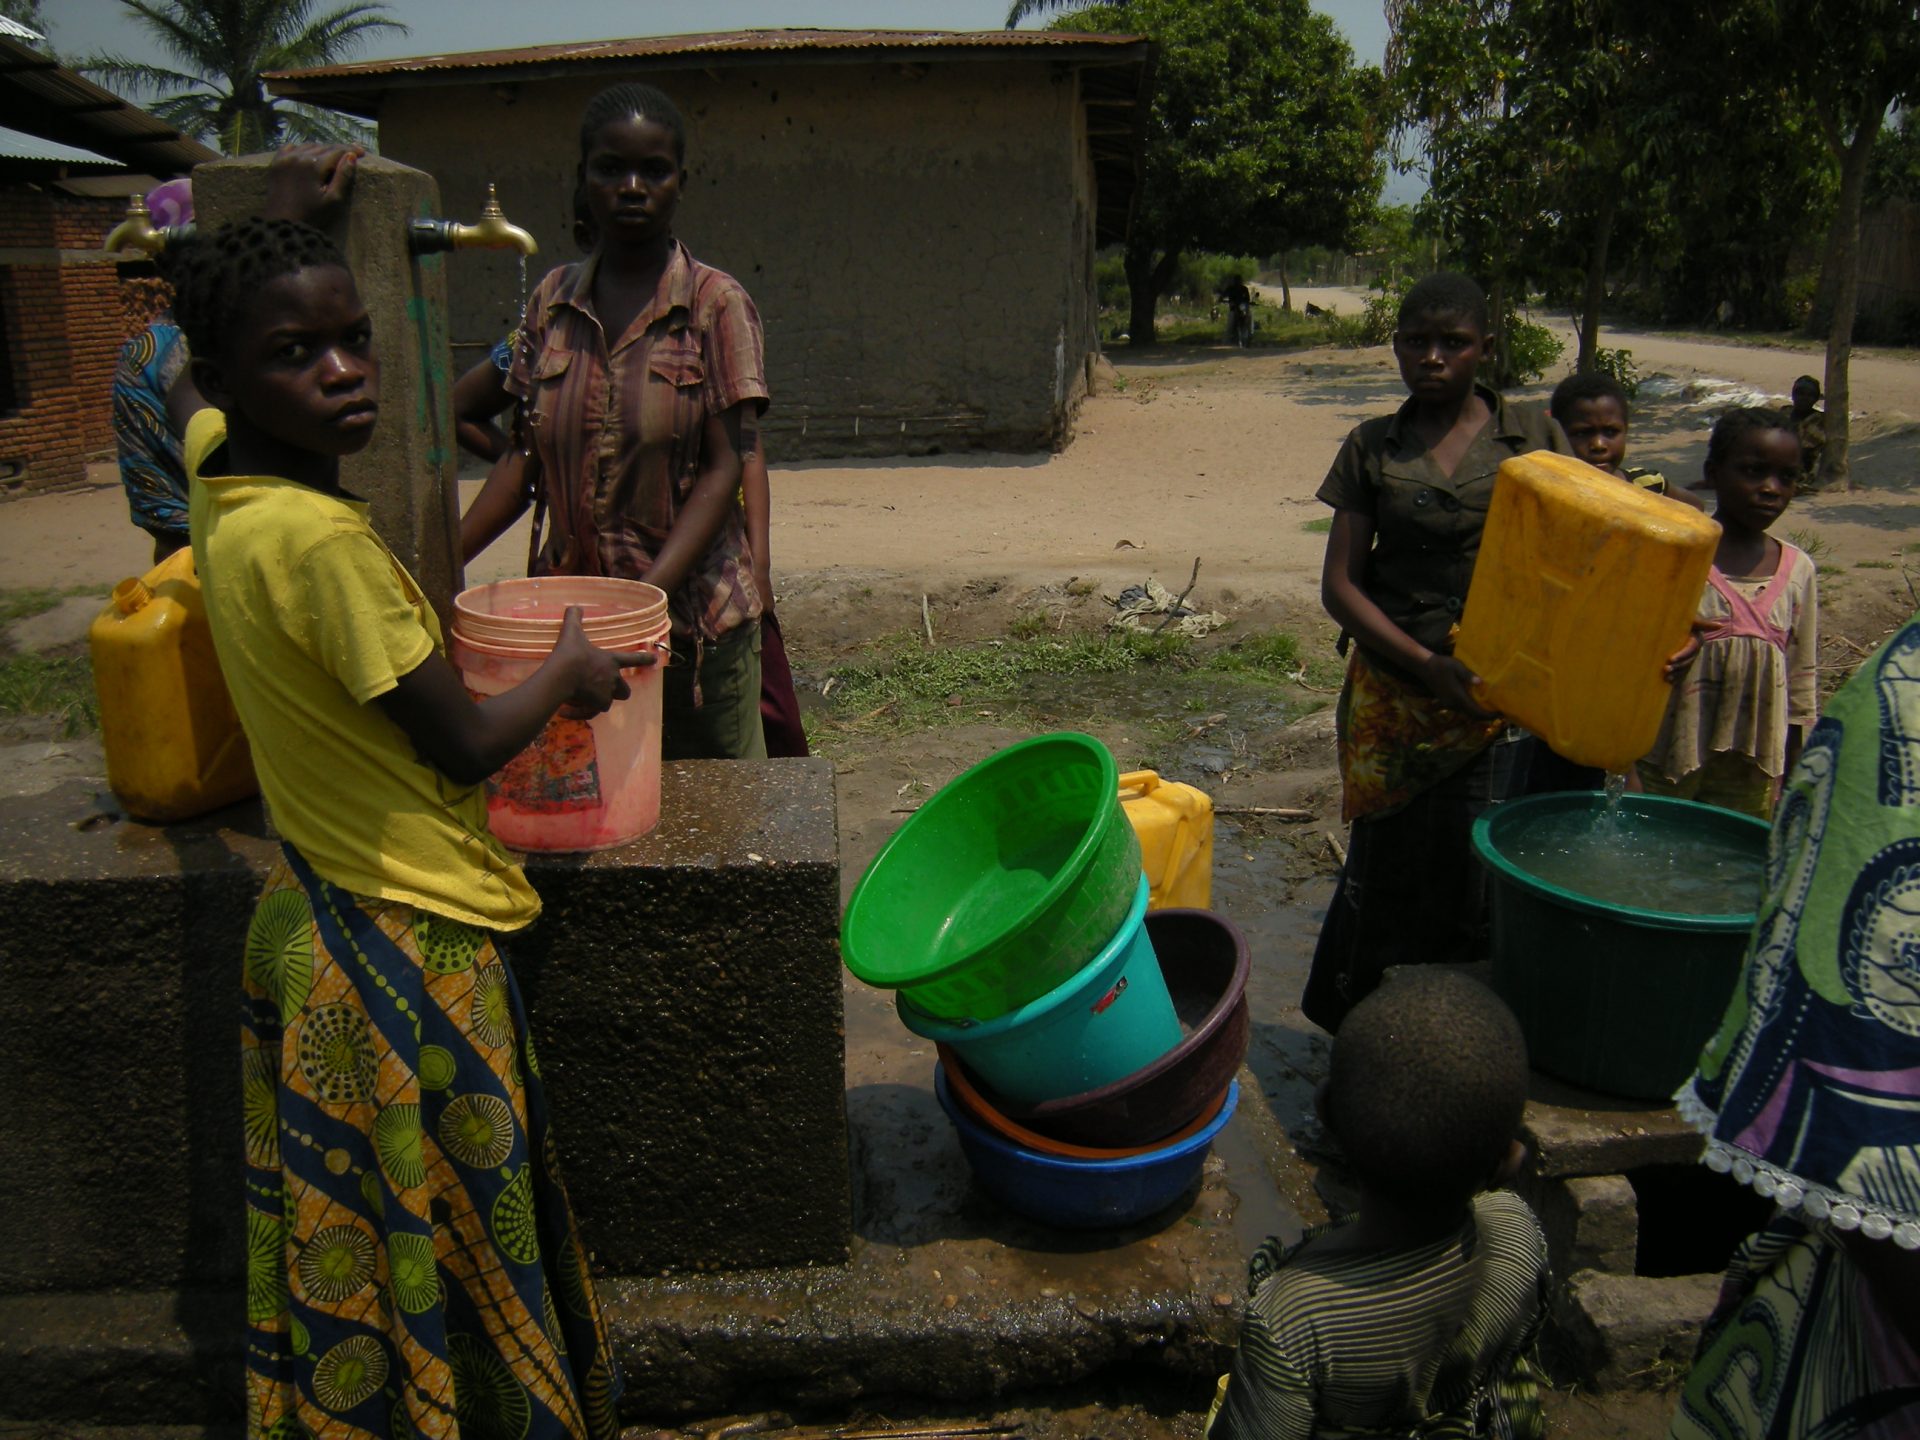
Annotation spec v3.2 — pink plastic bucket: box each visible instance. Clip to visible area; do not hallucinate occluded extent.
[452,578,668,853]
[455,577,667,649]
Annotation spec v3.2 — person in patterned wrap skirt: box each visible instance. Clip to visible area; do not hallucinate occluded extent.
[175,148,649,1439]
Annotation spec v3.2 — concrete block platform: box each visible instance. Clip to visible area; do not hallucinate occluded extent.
[0,758,1275,1428]
[1556,1270,1721,1391]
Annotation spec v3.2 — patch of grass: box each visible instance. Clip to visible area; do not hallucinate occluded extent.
[1817,564,1848,579]
[1006,611,1051,641]
[813,625,1316,740]
[1785,527,1829,563]
[1203,631,1302,676]
[1300,516,1332,534]
[0,584,109,627]
[1857,559,1897,570]
[1155,305,1334,350]
[0,651,98,735]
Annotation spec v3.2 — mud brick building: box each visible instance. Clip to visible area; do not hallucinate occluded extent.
[270,29,1149,459]
[0,34,214,499]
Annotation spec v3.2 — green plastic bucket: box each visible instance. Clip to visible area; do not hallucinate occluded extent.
[896,875,1181,1104]
[1472,793,1768,1101]
[843,732,1144,1021]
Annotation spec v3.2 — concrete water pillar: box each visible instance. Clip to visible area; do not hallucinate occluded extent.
[191,155,463,625]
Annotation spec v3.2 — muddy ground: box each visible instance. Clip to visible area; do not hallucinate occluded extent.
[4,305,1917,1440]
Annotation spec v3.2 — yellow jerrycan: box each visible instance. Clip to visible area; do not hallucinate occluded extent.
[89,547,258,822]
[1454,451,1721,774]
[1119,769,1214,910]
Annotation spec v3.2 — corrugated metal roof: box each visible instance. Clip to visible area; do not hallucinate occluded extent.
[0,17,44,41]
[0,35,218,175]
[269,28,1148,114]
[0,122,119,167]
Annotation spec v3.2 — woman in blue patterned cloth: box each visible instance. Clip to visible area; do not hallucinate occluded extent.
[111,177,202,562]
[1667,614,1920,1437]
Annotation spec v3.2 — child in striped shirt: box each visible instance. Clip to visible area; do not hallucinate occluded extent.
[1209,971,1549,1440]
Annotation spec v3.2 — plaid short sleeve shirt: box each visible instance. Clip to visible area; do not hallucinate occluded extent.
[509,241,770,640]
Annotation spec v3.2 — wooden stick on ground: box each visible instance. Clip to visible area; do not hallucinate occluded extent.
[1324,830,1347,867]
[922,593,935,645]
[1215,805,1315,820]
[1152,556,1202,634]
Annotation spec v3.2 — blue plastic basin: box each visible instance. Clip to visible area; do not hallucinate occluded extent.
[934,1063,1238,1229]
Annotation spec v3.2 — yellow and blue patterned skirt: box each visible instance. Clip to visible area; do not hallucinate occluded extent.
[241,847,620,1439]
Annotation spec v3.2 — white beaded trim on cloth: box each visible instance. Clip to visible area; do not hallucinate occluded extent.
[1674,1082,1920,1251]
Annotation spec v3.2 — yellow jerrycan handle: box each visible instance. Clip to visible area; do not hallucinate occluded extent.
[1118,769,1160,801]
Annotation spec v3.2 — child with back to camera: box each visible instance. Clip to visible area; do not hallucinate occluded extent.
[1207,970,1549,1440]
[1301,272,1569,1033]
[175,157,635,1435]
[1638,407,1818,820]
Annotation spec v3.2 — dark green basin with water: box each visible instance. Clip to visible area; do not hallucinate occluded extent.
[1472,793,1769,1101]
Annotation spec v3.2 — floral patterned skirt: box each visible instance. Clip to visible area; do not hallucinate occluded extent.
[241,845,620,1439]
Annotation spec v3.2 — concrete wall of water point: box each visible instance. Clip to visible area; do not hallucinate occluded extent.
[0,761,847,1303]
[373,59,1099,457]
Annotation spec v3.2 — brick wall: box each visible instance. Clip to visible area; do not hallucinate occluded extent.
[0,190,159,500]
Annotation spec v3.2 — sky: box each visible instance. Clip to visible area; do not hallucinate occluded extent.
[43,0,1416,201]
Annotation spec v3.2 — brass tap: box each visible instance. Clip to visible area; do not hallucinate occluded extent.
[105,192,173,257]
[407,184,538,257]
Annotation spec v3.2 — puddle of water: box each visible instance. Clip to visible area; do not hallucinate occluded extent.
[1212,1110,1305,1259]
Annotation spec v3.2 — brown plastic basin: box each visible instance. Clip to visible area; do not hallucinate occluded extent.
[984,907,1250,1149]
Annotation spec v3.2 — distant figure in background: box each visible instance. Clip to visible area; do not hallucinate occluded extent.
[111,177,202,562]
[1790,373,1826,487]
[1218,273,1253,346]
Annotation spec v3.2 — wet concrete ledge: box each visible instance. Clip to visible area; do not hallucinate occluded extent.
[0,1144,1248,1426]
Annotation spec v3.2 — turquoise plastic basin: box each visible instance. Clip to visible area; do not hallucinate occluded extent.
[896,875,1179,1104]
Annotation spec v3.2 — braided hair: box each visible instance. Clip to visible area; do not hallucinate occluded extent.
[169,218,348,361]
[1706,406,1796,469]
[578,82,687,167]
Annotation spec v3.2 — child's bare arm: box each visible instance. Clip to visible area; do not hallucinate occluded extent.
[1321,510,1492,716]
[646,402,748,599]
[452,356,513,462]
[377,607,654,785]
[741,427,773,605]
[461,447,535,564]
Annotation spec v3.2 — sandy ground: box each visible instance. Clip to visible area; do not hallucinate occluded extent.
[12,291,1916,612]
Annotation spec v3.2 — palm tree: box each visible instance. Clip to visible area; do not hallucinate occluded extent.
[77,0,406,155]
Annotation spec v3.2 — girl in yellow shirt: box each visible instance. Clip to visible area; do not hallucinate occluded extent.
[177,154,641,1439]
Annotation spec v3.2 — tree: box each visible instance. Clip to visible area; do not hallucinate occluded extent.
[77,0,404,155]
[1012,0,1383,344]
[1780,0,1920,489]
[1388,0,1686,375]
[1867,106,1920,205]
